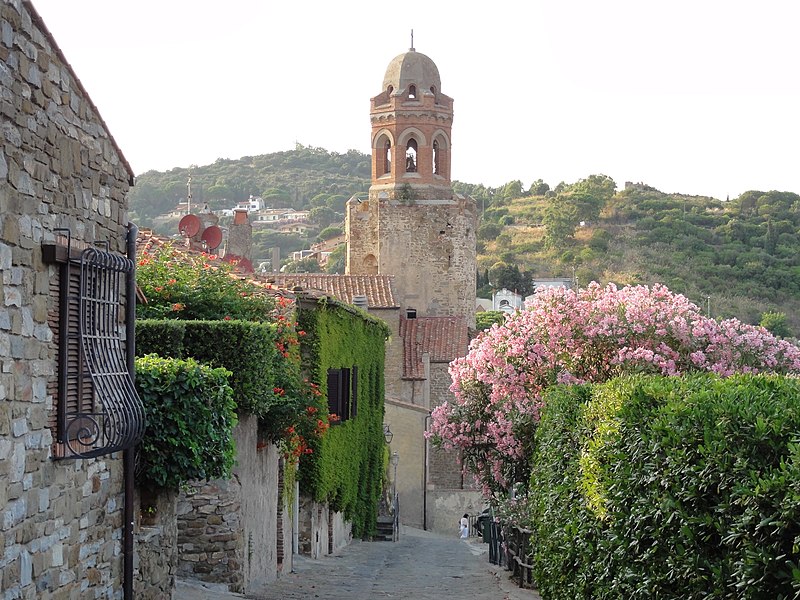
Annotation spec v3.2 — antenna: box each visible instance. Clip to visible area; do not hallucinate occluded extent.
[186,173,192,215]
[410,29,414,51]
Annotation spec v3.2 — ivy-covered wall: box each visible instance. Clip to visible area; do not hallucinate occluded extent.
[295,297,390,538]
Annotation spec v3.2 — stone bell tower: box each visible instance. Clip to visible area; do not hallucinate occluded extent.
[346,44,476,327]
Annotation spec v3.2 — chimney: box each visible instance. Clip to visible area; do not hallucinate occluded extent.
[352,295,369,310]
[224,208,252,262]
[271,247,281,273]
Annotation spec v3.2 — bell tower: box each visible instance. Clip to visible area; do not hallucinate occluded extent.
[346,44,476,327]
[368,43,454,199]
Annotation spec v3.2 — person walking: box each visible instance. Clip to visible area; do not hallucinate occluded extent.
[459,514,469,539]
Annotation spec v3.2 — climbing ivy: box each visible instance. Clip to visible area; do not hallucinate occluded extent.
[294,297,390,538]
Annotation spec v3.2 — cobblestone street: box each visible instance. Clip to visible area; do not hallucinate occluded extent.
[176,526,540,600]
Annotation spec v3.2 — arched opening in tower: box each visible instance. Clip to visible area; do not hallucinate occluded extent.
[405,138,418,173]
[383,140,391,175]
[433,140,440,175]
[408,84,417,100]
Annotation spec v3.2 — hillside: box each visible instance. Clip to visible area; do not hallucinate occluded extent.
[128,151,800,335]
[478,177,800,336]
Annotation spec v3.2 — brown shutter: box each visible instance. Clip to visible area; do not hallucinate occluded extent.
[350,366,358,419]
[327,369,342,418]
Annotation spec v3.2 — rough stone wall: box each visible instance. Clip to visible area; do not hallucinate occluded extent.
[0,2,133,597]
[175,416,283,594]
[134,489,178,600]
[297,498,350,560]
[345,195,379,275]
[376,196,477,327]
[176,476,244,591]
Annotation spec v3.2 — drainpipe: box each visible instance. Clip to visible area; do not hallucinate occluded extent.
[423,412,431,530]
[123,222,138,600]
[292,479,299,555]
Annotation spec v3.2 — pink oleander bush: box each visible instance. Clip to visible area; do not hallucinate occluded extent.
[429,282,800,496]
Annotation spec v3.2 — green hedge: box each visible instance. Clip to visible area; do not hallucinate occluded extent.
[295,298,389,538]
[530,374,800,600]
[136,319,282,420]
[134,354,237,490]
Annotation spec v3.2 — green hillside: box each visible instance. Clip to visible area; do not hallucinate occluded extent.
[128,150,800,335]
[478,176,800,336]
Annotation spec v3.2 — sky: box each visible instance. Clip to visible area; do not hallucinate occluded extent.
[32,0,800,201]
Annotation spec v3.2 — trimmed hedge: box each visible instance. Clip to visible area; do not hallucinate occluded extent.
[530,374,800,600]
[295,298,389,538]
[136,319,281,419]
[135,354,237,490]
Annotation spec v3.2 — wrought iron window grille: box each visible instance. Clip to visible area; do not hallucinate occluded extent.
[43,230,145,458]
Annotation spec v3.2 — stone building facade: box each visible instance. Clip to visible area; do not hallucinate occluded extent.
[0,1,139,597]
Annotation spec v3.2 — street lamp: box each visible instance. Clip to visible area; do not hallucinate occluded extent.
[383,424,393,444]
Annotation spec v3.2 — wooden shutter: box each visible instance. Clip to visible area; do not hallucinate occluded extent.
[47,262,94,457]
[327,369,342,418]
[350,366,358,419]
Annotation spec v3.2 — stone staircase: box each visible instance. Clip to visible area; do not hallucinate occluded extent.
[374,516,394,541]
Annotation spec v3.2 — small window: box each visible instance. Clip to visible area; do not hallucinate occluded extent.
[327,367,358,422]
[406,308,417,319]
[408,85,416,99]
[433,140,440,175]
[43,235,145,459]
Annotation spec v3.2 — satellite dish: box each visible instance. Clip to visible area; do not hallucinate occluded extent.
[178,214,201,237]
[201,225,223,251]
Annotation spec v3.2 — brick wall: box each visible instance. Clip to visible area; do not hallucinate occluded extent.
[0,2,133,597]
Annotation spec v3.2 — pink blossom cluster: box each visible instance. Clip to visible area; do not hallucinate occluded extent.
[429,282,800,496]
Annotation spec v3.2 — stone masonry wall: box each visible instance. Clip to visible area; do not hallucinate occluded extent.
[376,196,476,327]
[134,489,178,600]
[0,2,133,598]
[175,416,284,595]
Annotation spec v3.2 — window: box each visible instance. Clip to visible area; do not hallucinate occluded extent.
[405,138,418,173]
[408,84,416,99]
[43,234,144,458]
[383,140,391,175]
[327,367,358,422]
[433,140,440,175]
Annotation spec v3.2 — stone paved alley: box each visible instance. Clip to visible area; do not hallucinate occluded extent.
[176,526,541,600]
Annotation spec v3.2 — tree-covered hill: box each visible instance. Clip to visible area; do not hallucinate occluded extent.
[129,144,372,225]
[129,149,800,335]
[478,176,800,336]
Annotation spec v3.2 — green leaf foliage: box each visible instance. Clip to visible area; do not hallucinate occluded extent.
[531,374,800,600]
[136,319,285,421]
[135,354,237,491]
[295,298,390,538]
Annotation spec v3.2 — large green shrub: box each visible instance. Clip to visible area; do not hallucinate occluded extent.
[531,374,800,600]
[295,298,389,538]
[136,319,289,424]
[135,355,237,490]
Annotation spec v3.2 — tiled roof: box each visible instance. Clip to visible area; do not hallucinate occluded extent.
[400,316,469,380]
[263,274,398,309]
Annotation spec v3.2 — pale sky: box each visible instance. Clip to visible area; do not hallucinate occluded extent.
[32,0,800,200]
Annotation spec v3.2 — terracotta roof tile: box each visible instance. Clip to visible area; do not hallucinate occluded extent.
[263,274,398,309]
[400,316,469,380]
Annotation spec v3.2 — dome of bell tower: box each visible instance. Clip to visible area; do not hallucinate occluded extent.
[382,49,441,96]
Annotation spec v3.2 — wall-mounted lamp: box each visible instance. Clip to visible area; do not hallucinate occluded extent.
[383,424,393,444]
